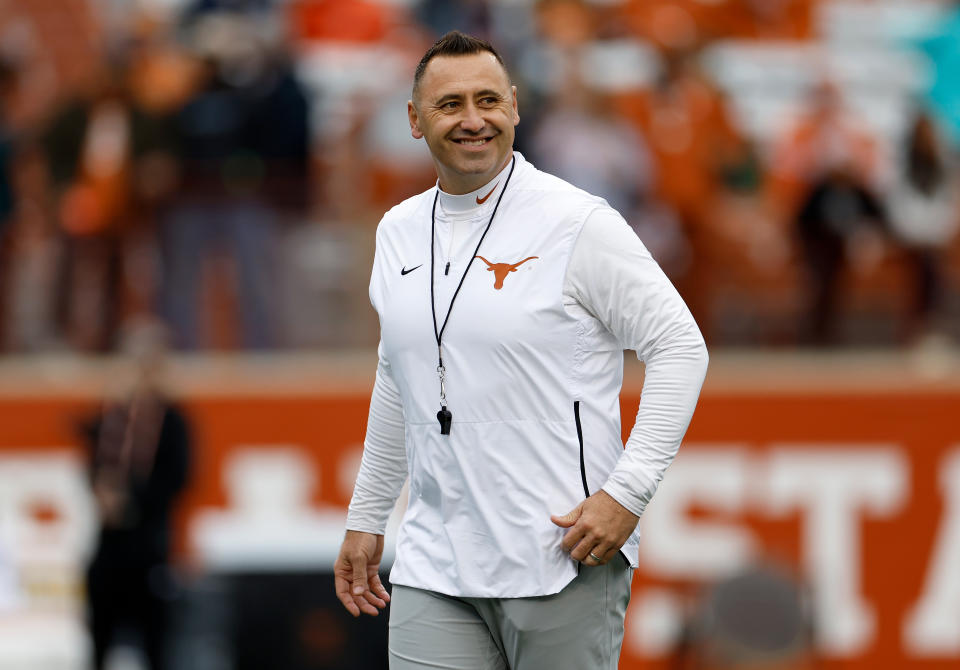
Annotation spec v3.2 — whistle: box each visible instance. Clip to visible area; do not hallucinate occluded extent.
[437,406,452,435]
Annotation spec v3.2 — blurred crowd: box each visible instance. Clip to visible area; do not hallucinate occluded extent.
[0,0,958,353]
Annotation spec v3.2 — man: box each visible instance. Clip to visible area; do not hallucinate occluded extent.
[82,322,191,670]
[335,31,708,669]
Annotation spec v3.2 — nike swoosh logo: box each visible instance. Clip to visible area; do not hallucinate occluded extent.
[400,264,422,276]
[476,182,498,205]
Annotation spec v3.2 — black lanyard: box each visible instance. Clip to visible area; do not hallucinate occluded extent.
[429,155,516,435]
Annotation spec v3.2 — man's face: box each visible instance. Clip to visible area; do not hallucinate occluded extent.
[408,52,519,195]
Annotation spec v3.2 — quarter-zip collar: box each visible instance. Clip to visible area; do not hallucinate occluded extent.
[437,153,514,216]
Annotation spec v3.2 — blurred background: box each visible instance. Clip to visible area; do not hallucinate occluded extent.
[0,0,958,668]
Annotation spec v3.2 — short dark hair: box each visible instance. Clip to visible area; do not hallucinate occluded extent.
[413,31,508,98]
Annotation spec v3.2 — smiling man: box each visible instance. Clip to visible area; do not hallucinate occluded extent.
[408,45,518,194]
[334,31,709,669]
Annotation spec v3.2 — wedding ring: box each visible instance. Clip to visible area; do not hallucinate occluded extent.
[589,551,603,562]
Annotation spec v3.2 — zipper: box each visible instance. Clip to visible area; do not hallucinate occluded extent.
[575,401,590,498]
[575,400,632,570]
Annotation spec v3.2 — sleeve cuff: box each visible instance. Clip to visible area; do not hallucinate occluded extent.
[601,473,655,518]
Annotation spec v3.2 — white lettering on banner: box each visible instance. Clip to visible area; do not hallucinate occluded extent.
[639,447,757,579]
[630,444,911,659]
[190,445,407,571]
[904,447,960,655]
[0,451,96,622]
[626,587,685,657]
[765,446,908,657]
[190,445,349,570]
[0,452,96,567]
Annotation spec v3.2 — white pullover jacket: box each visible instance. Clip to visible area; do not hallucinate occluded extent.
[347,154,708,597]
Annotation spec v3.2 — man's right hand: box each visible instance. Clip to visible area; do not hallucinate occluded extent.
[334,530,390,617]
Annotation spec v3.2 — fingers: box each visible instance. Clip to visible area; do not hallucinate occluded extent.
[560,521,610,563]
[336,569,386,617]
[560,523,586,554]
[370,573,391,602]
[334,532,390,617]
[335,571,361,617]
[351,553,369,597]
[359,571,388,610]
[334,554,389,617]
[550,502,583,529]
[355,592,384,616]
[557,500,616,565]
[569,535,614,565]
[556,492,638,566]
[582,544,614,566]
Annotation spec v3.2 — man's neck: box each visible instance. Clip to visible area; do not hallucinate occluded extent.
[437,155,514,214]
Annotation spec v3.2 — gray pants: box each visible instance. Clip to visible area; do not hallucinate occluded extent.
[388,560,633,670]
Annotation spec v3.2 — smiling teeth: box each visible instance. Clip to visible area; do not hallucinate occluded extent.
[459,139,487,145]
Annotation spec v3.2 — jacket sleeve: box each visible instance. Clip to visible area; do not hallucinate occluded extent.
[345,342,408,534]
[566,207,709,517]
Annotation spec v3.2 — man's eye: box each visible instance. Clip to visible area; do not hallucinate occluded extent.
[480,97,498,105]
[442,101,460,110]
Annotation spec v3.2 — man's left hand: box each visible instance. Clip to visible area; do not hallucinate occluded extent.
[550,490,639,565]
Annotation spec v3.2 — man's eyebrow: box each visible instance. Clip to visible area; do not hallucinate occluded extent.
[433,93,464,105]
[432,89,506,105]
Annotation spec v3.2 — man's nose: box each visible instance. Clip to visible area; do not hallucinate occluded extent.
[459,103,484,132]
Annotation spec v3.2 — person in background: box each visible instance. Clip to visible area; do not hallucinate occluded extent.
[42,61,135,351]
[616,44,748,339]
[0,58,19,348]
[886,109,960,343]
[530,79,654,218]
[81,320,191,670]
[771,79,886,344]
[792,164,887,345]
[161,13,309,349]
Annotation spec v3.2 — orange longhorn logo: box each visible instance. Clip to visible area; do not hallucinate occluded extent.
[475,255,539,289]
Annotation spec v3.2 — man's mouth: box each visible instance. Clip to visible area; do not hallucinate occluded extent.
[453,137,492,146]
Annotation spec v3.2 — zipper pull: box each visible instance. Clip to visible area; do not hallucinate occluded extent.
[445,262,451,276]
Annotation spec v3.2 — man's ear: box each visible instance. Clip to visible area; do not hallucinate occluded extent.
[511,85,520,126]
[408,100,423,139]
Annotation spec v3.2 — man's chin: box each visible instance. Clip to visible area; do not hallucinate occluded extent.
[450,158,498,176]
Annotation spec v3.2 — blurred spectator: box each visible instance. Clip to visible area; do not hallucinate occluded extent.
[184,0,275,18]
[0,58,15,238]
[123,27,201,326]
[514,0,601,159]
[887,109,960,343]
[288,0,396,44]
[162,13,309,349]
[530,83,653,216]
[710,0,815,41]
[617,1,703,51]
[615,45,748,335]
[534,0,597,50]
[0,58,19,346]
[772,80,887,344]
[80,320,191,670]
[769,79,881,220]
[794,167,886,345]
[416,0,491,40]
[1,143,62,351]
[41,62,136,351]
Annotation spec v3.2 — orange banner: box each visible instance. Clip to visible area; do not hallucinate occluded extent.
[0,354,957,668]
